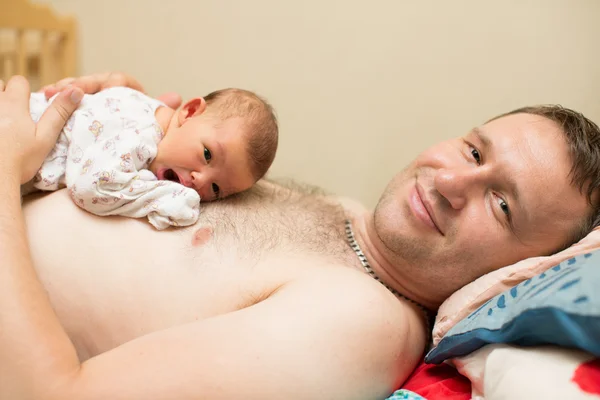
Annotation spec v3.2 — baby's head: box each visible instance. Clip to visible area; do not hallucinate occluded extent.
[151,88,278,200]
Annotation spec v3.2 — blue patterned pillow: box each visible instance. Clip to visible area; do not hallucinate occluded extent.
[385,389,427,400]
[425,250,600,364]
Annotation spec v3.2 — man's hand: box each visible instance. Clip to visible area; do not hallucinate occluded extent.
[43,71,183,109]
[0,76,85,399]
[0,76,83,183]
[42,71,144,99]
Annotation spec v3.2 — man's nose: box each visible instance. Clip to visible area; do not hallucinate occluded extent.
[433,166,488,210]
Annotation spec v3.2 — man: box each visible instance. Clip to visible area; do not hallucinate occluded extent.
[1,72,599,400]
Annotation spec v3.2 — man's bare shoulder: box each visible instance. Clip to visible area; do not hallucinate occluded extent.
[273,266,427,387]
[284,265,425,330]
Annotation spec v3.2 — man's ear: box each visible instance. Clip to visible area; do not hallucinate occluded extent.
[177,97,207,125]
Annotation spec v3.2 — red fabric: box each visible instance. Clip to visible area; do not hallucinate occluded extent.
[572,358,600,395]
[402,361,471,400]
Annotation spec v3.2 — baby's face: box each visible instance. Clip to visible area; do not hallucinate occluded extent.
[151,116,256,201]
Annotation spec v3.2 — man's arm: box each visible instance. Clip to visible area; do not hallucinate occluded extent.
[0,76,84,398]
[0,76,424,399]
[37,274,422,400]
[4,164,421,400]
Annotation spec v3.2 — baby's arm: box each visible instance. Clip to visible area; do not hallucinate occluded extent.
[65,140,200,230]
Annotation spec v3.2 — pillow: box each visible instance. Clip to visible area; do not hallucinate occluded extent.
[399,360,471,400]
[384,389,427,400]
[425,250,600,364]
[451,344,600,399]
[432,227,600,346]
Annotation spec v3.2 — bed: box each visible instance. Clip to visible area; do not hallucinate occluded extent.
[4,1,599,399]
[394,237,600,399]
[0,0,76,91]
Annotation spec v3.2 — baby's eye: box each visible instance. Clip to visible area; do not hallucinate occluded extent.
[212,183,220,198]
[470,146,481,164]
[204,147,212,162]
[496,196,511,218]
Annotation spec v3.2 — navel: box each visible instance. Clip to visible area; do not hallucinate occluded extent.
[191,226,213,247]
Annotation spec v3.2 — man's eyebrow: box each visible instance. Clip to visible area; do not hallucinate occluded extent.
[472,127,491,149]
[472,126,525,227]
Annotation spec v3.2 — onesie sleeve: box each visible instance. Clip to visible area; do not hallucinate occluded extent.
[65,114,200,230]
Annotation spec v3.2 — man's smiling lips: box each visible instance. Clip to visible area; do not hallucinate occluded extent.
[409,183,444,235]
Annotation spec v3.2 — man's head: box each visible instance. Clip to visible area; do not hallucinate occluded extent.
[151,88,279,200]
[374,106,600,301]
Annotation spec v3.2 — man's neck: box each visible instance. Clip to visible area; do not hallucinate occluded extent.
[351,213,437,310]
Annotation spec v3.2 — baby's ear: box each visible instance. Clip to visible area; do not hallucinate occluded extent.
[178,97,207,124]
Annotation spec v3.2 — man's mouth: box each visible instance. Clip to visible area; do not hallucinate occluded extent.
[412,183,444,236]
[163,169,180,184]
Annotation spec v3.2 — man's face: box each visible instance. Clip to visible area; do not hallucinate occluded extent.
[374,113,591,296]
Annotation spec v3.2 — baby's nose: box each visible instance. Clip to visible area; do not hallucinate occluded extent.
[190,171,205,190]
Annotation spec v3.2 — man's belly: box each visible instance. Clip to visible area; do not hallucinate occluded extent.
[22,190,318,360]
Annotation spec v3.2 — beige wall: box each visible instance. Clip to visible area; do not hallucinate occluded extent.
[36,0,600,207]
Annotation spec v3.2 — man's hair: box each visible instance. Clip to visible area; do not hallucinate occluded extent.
[493,105,600,245]
[204,88,278,181]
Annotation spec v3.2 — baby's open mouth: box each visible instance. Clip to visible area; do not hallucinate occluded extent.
[163,169,180,184]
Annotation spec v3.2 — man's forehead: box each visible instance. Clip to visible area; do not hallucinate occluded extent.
[481,112,560,137]
[476,114,567,170]
[475,114,567,174]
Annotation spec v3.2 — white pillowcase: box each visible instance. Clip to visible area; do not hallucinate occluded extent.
[432,227,600,346]
[451,344,599,399]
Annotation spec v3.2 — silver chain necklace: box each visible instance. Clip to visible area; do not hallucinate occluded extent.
[344,219,431,323]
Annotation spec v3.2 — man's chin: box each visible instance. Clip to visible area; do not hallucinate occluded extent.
[373,199,407,241]
[374,194,438,248]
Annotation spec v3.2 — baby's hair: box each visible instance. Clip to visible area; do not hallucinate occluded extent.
[204,88,278,181]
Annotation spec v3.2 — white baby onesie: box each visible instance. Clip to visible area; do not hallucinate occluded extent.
[28,87,200,229]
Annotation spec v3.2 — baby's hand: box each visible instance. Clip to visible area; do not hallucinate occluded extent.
[146,185,201,230]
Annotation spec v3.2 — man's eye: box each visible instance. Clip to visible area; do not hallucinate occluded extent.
[212,183,220,197]
[204,147,212,162]
[497,196,510,218]
[470,146,481,164]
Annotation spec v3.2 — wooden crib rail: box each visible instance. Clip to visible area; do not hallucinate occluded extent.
[0,0,77,90]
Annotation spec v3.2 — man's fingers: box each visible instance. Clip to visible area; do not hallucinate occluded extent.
[0,80,5,91]
[43,86,59,99]
[58,72,144,94]
[102,71,145,92]
[44,71,146,101]
[5,76,30,105]
[5,75,29,91]
[44,75,100,99]
[55,77,76,90]
[74,75,107,94]
[36,86,83,151]
[156,92,182,109]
